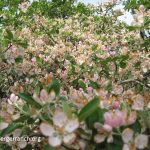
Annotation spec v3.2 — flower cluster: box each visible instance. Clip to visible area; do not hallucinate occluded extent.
[0,1,150,150]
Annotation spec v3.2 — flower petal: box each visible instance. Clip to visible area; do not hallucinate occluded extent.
[122,144,130,150]
[103,124,112,132]
[40,122,55,137]
[48,135,62,147]
[18,140,27,149]
[0,122,9,130]
[63,133,76,145]
[134,134,148,149]
[132,95,144,111]
[65,119,79,133]
[122,128,134,143]
[40,89,49,102]
[107,134,113,143]
[94,134,106,143]
[13,129,22,137]
[53,111,67,128]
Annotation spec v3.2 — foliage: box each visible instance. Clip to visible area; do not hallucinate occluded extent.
[0,0,150,149]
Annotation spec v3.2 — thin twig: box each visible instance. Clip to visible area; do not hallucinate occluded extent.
[3,43,12,52]
[118,78,150,89]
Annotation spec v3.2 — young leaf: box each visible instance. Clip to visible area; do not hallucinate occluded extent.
[78,79,86,90]
[6,29,13,40]
[44,144,55,150]
[78,97,100,121]
[36,56,43,65]
[89,80,100,89]
[48,78,60,95]
[22,144,33,150]
[16,40,28,48]
[18,93,42,109]
[106,135,123,150]
[119,61,127,68]
[0,123,23,137]
[62,101,72,118]
[86,108,106,128]
[15,56,23,63]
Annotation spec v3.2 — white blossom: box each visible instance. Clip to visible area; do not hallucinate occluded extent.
[122,128,134,143]
[134,134,148,149]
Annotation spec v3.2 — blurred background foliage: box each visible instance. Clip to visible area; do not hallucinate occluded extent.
[0,0,150,97]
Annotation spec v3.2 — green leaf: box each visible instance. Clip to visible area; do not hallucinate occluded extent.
[106,80,112,92]
[36,56,43,66]
[0,143,12,150]
[6,29,13,40]
[129,120,141,133]
[14,115,34,125]
[41,112,52,123]
[106,135,123,150]
[78,79,86,90]
[70,63,75,73]
[17,41,28,48]
[22,144,33,150]
[0,123,23,137]
[44,144,55,150]
[14,115,29,123]
[119,61,127,68]
[86,108,106,128]
[144,18,150,26]
[78,97,100,121]
[0,116,4,122]
[18,93,42,109]
[92,44,98,51]
[15,56,23,63]
[62,101,73,118]
[77,128,91,140]
[59,96,68,101]
[126,26,140,31]
[13,38,28,48]
[34,86,41,95]
[72,78,79,88]
[89,80,100,89]
[48,79,60,95]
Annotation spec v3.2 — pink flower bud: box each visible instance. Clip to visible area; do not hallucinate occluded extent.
[40,89,49,102]
[87,86,93,93]
[104,111,124,128]
[109,51,116,56]
[112,101,120,109]
[61,71,67,80]
[31,57,36,63]
[103,124,112,132]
